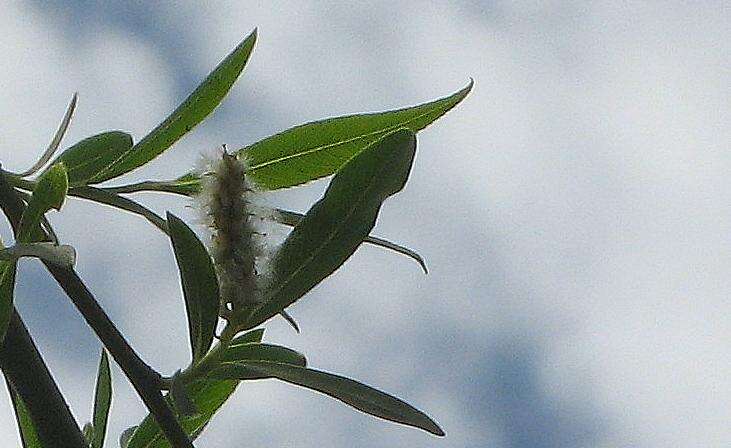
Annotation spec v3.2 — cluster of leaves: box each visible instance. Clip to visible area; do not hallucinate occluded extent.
[0,28,470,447]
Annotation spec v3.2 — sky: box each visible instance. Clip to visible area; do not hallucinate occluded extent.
[1,1,729,447]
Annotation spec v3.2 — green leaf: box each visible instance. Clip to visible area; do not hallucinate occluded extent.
[124,379,238,448]
[91,350,112,448]
[244,128,417,328]
[0,263,17,344]
[274,208,427,273]
[69,186,168,233]
[211,361,444,436]
[19,162,68,243]
[221,342,306,367]
[6,380,42,448]
[52,131,134,186]
[89,29,258,183]
[242,80,471,190]
[167,212,220,363]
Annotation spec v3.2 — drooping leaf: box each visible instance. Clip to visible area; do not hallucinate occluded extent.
[69,186,168,233]
[167,212,220,363]
[244,129,417,328]
[124,379,238,448]
[91,350,112,448]
[6,379,41,448]
[274,208,427,273]
[18,162,68,243]
[52,131,134,186]
[221,342,306,367]
[241,80,471,190]
[211,361,444,436]
[88,29,258,183]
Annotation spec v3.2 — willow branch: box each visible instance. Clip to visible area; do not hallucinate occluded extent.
[0,171,194,448]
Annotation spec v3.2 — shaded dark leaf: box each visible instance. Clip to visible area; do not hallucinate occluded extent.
[167,212,220,363]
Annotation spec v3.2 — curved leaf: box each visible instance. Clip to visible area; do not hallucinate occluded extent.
[167,212,220,363]
[212,361,444,436]
[242,80,471,190]
[90,29,257,183]
[245,129,417,328]
[17,92,77,177]
[52,131,134,186]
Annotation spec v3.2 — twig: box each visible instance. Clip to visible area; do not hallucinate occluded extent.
[0,172,194,448]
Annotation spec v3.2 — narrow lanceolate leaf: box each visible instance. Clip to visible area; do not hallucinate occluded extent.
[6,380,41,448]
[245,129,417,328]
[124,380,238,448]
[241,80,471,190]
[18,162,68,243]
[274,208,427,273]
[52,131,134,186]
[89,29,258,183]
[167,212,220,363]
[211,361,445,436]
[91,350,112,448]
[17,92,77,177]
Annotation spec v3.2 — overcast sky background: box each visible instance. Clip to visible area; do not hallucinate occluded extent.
[1,2,729,447]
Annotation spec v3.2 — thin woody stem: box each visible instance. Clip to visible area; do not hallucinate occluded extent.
[0,171,194,448]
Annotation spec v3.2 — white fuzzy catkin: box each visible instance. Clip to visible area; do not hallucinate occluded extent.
[195,147,265,316]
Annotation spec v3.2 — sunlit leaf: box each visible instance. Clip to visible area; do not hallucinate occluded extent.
[244,129,417,328]
[167,212,220,363]
[94,82,470,194]
[52,131,134,186]
[89,29,257,183]
[211,361,444,436]
[242,80,471,190]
